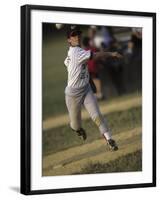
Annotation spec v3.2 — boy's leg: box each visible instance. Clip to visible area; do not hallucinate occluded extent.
[65,95,86,140]
[83,89,110,136]
[65,95,81,131]
[83,89,118,150]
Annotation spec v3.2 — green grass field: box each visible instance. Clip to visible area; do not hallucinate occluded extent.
[43,36,68,120]
[73,150,142,174]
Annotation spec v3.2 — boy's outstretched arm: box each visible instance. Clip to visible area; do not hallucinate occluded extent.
[92,51,123,62]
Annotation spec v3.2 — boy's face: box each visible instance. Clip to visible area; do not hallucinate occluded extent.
[68,34,81,46]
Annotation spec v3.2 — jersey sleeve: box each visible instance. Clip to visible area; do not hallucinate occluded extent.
[64,56,70,67]
[64,58,68,67]
[78,48,91,64]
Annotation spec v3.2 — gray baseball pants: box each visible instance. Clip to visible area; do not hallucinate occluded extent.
[65,88,109,135]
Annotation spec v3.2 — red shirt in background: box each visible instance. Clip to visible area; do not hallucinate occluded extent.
[85,47,98,75]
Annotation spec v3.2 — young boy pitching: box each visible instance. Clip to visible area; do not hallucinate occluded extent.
[64,26,122,151]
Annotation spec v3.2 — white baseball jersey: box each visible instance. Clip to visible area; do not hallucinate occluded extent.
[64,46,91,88]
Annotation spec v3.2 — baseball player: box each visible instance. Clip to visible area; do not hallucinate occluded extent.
[64,26,122,151]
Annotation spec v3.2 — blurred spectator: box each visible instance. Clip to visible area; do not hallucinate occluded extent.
[82,36,104,100]
[88,26,97,48]
[84,26,142,98]
[124,27,142,91]
[126,28,142,61]
[87,26,126,97]
[105,38,125,95]
[93,26,113,50]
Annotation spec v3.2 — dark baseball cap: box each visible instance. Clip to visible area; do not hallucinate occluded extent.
[67,25,82,38]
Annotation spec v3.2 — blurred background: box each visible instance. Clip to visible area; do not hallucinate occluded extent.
[43,23,142,120]
[42,23,142,176]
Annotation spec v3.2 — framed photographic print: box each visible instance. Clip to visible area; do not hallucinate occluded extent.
[21,4,156,195]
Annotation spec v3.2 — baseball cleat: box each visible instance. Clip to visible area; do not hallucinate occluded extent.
[107,139,118,151]
[76,128,87,140]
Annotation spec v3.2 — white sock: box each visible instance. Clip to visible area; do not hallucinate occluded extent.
[103,132,111,140]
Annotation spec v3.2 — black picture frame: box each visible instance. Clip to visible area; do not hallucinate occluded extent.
[21,4,156,195]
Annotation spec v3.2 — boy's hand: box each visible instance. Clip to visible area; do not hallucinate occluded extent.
[111,52,123,59]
